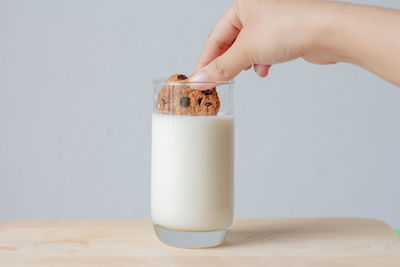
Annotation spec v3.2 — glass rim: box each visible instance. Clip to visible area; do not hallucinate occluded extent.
[152,77,234,85]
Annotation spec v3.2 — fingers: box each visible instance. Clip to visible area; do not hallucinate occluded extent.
[253,64,270,77]
[190,36,251,89]
[195,1,242,71]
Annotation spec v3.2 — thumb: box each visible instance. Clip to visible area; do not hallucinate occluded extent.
[189,39,250,89]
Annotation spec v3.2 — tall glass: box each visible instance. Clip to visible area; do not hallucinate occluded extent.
[151,77,234,248]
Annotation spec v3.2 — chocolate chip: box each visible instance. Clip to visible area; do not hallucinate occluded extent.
[205,102,212,106]
[198,98,203,105]
[202,90,213,95]
[161,98,166,104]
[177,74,187,80]
[180,97,190,107]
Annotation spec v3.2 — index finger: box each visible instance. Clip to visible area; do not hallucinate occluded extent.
[195,1,243,71]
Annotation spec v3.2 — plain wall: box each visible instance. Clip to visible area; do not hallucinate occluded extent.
[0,0,399,228]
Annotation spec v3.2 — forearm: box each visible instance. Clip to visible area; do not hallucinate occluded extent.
[314,1,400,86]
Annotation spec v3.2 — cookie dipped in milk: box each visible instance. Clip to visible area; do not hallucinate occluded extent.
[151,74,234,248]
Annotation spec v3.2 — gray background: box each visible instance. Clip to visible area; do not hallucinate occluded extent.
[1,0,399,229]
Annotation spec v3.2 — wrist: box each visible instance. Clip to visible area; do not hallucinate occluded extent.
[303,1,353,63]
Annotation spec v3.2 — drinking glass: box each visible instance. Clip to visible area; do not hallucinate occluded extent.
[151,78,234,248]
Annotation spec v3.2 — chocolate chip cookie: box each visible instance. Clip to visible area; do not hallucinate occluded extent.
[156,74,220,116]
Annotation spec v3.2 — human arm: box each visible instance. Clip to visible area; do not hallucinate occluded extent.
[190,0,400,87]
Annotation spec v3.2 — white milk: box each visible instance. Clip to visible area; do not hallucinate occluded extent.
[151,113,234,231]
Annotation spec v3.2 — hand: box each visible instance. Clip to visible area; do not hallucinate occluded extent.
[190,0,400,87]
[191,0,334,83]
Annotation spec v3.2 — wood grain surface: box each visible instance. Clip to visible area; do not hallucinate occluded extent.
[0,218,399,266]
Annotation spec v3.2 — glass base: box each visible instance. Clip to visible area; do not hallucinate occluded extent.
[154,224,229,248]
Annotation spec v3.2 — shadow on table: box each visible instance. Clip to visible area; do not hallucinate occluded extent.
[221,218,380,248]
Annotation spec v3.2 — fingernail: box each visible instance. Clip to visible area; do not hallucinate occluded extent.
[189,70,208,82]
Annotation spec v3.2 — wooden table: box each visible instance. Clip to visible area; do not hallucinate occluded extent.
[1,218,399,266]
